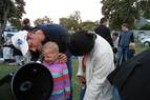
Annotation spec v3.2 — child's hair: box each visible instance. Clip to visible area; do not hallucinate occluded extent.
[42,41,59,54]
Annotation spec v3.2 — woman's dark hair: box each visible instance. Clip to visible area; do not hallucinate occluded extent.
[67,31,96,56]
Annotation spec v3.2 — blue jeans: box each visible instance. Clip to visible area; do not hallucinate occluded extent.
[80,86,86,100]
[112,86,121,100]
[116,47,129,66]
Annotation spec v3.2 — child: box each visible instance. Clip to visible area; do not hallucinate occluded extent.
[111,32,119,63]
[42,41,70,100]
[128,43,135,59]
[111,32,119,53]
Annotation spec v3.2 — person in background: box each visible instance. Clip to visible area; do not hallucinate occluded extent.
[128,43,136,59]
[11,31,32,65]
[111,32,119,51]
[116,23,135,66]
[42,42,71,100]
[12,18,33,65]
[94,17,113,47]
[68,31,114,100]
[111,32,119,63]
[22,18,33,32]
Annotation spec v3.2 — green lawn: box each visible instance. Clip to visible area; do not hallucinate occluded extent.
[0,42,149,100]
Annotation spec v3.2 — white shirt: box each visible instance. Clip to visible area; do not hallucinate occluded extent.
[77,35,115,100]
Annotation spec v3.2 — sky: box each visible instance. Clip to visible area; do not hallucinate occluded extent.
[23,0,103,24]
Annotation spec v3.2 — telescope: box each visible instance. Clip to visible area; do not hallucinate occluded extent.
[0,63,53,100]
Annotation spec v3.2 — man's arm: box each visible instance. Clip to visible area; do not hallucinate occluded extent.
[84,53,114,100]
[130,32,135,43]
[118,32,122,45]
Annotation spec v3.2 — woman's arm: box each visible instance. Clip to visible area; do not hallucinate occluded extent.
[84,53,114,100]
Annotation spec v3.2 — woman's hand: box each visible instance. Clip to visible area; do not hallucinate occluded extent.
[77,76,86,86]
[57,53,67,63]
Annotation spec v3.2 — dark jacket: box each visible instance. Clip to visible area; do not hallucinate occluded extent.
[108,50,150,100]
[95,25,113,47]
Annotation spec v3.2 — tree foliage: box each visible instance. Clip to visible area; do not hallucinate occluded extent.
[59,11,96,31]
[0,0,25,30]
[34,16,53,26]
[59,17,79,30]
[80,21,96,31]
[101,0,150,30]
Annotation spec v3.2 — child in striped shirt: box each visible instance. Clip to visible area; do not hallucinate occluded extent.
[42,41,70,100]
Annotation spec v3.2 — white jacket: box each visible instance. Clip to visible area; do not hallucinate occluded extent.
[77,35,115,100]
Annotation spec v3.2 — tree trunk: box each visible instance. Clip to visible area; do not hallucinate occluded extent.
[0,8,9,45]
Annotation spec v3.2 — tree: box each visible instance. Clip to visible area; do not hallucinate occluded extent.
[101,0,150,30]
[34,16,53,26]
[0,0,25,43]
[69,11,82,23]
[80,21,96,31]
[59,17,79,30]
[59,11,81,30]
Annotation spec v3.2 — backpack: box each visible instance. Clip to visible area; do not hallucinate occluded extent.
[108,50,150,100]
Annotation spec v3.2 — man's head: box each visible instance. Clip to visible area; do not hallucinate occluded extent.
[22,18,30,26]
[67,31,96,56]
[100,17,108,26]
[121,23,129,31]
[27,30,45,52]
[27,24,68,53]
[42,42,59,64]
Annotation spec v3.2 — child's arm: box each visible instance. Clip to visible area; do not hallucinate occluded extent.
[62,64,71,99]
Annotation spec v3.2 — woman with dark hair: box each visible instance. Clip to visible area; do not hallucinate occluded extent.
[68,32,115,100]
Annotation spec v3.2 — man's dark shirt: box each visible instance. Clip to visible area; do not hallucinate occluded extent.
[95,25,113,47]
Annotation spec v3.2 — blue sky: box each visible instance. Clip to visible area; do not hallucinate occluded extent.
[23,0,103,24]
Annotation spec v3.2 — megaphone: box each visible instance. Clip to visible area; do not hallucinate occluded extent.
[11,63,53,100]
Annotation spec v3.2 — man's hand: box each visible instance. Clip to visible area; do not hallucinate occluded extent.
[57,53,67,63]
[77,76,86,86]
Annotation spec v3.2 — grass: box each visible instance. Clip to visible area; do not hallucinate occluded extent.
[135,40,149,53]
[0,42,149,100]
